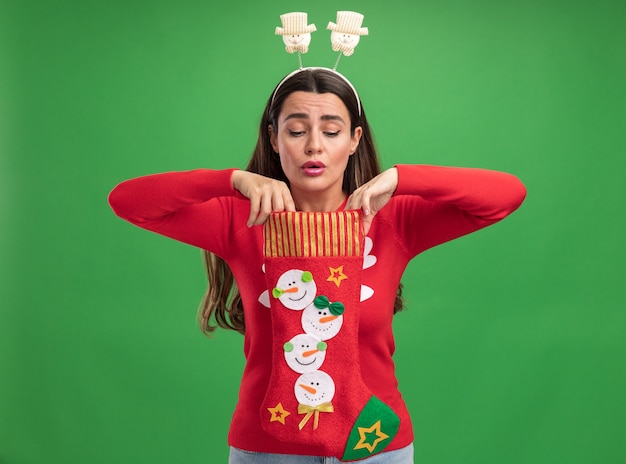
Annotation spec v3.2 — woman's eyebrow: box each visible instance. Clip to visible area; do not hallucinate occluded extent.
[321,115,345,123]
[283,113,346,124]
[284,113,309,121]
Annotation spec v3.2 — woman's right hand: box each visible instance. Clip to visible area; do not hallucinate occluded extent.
[231,170,296,227]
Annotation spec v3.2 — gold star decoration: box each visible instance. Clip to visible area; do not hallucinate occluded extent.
[327,265,348,287]
[267,402,291,425]
[353,420,389,454]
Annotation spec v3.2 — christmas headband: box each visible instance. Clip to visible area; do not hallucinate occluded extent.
[272,11,369,116]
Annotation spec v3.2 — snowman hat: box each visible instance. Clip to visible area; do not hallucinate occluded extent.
[271,11,369,116]
[275,12,317,36]
[327,11,369,36]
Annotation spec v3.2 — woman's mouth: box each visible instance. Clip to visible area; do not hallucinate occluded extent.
[302,161,326,176]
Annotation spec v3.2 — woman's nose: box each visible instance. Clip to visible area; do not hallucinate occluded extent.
[305,133,322,154]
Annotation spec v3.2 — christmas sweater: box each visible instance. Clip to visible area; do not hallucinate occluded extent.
[108,164,526,459]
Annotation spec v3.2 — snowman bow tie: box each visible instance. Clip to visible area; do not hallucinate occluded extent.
[313,296,345,316]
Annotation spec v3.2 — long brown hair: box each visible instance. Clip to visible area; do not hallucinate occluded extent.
[198,69,404,336]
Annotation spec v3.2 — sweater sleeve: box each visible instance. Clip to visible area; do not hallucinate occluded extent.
[108,168,245,257]
[391,164,526,256]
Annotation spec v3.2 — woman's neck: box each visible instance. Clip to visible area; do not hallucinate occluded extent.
[292,189,347,212]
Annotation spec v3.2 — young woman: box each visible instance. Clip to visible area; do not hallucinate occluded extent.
[109,68,526,463]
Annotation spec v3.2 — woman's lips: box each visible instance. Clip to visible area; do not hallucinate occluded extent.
[302,161,326,176]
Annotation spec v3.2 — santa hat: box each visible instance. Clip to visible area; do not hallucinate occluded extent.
[327,11,369,36]
[275,12,317,35]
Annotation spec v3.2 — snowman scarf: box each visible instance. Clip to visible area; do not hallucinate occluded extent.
[259,210,399,461]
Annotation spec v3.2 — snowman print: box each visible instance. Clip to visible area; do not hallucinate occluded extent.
[272,270,317,310]
[284,333,328,374]
[301,302,343,340]
[294,370,336,407]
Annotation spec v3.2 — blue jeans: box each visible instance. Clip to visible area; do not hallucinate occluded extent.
[228,443,414,463]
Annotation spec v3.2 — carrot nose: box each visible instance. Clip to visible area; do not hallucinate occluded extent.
[299,384,317,395]
[319,315,338,323]
[302,349,318,357]
[283,287,299,293]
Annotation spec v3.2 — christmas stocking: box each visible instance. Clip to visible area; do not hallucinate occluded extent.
[260,210,400,461]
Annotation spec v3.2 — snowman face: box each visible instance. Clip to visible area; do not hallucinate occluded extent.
[284,334,327,373]
[283,33,312,47]
[294,370,335,406]
[331,31,361,48]
[301,304,343,340]
[273,270,317,310]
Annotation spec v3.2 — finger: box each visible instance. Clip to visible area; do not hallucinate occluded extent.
[272,188,284,212]
[361,214,373,236]
[359,189,372,216]
[283,189,297,212]
[345,192,356,211]
[345,188,363,212]
[247,194,260,227]
[254,191,273,226]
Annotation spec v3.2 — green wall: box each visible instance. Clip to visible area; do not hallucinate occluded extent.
[2,1,624,463]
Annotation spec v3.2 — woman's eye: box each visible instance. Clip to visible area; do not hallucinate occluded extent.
[288,130,305,137]
[325,131,340,137]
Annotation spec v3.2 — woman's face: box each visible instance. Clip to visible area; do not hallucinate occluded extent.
[270,91,362,208]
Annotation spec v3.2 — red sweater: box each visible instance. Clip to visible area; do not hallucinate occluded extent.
[108,164,526,456]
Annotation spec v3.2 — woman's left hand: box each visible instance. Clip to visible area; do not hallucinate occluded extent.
[346,167,398,235]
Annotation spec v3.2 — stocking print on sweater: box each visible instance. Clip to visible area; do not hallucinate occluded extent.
[260,210,400,461]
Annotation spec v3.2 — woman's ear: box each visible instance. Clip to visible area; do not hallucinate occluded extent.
[269,124,279,153]
[350,126,363,155]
